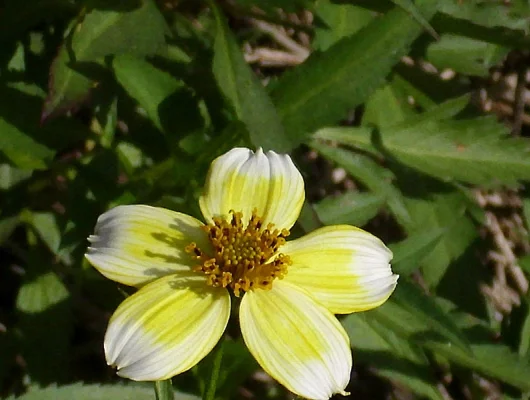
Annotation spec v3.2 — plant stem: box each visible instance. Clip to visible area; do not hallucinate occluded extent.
[154,379,174,400]
[203,337,225,400]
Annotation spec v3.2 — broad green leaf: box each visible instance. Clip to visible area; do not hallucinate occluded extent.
[26,212,74,265]
[0,163,33,189]
[389,228,445,275]
[7,383,200,400]
[343,314,444,400]
[16,269,72,383]
[382,117,530,186]
[362,83,415,128]
[315,144,411,226]
[426,34,509,77]
[314,191,385,227]
[209,1,289,152]
[0,118,54,170]
[43,0,168,119]
[271,0,438,148]
[403,190,477,286]
[113,55,203,136]
[313,1,373,51]
[16,271,69,314]
[438,0,530,32]
[312,126,377,154]
[426,338,530,391]
[373,278,470,352]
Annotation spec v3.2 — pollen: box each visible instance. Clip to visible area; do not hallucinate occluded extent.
[186,210,291,296]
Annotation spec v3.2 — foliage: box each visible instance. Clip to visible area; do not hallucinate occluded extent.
[1,0,530,399]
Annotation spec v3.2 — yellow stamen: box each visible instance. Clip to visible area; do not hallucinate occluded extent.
[186,210,291,296]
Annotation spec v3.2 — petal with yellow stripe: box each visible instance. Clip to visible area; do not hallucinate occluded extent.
[86,205,210,287]
[282,225,397,314]
[199,147,304,231]
[240,281,351,400]
[105,273,230,381]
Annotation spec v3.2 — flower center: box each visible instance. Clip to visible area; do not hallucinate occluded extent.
[186,210,291,296]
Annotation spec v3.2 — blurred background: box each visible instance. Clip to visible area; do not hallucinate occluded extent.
[1,0,530,399]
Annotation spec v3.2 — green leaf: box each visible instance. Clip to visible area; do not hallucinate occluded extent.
[271,0,438,148]
[426,34,509,77]
[382,117,530,186]
[362,83,414,128]
[438,0,530,32]
[209,1,289,152]
[315,144,411,226]
[426,337,530,391]
[16,269,72,383]
[313,1,373,51]
[390,0,438,38]
[43,0,168,119]
[371,278,471,352]
[0,164,33,189]
[402,190,478,286]
[312,126,377,154]
[0,118,54,170]
[8,383,200,400]
[113,55,203,136]
[343,314,444,400]
[0,216,20,245]
[16,271,69,314]
[389,228,445,275]
[314,191,385,227]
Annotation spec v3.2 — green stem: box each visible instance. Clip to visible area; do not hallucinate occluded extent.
[154,379,174,400]
[203,338,225,400]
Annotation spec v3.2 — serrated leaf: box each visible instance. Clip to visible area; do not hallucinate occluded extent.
[389,228,445,275]
[313,1,373,51]
[381,279,470,351]
[43,0,168,119]
[426,337,530,391]
[426,34,509,77]
[313,126,377,154]
[271,0,438,149]
[315,144,411,226]
[391,0,437,37]
[8,383,200,400]
[209,1,289,152]
[362,81,418,128]
[113,55,203,136]
[0,118,54,170]
[314,191,385,227]
[383,117,530,186]
[343,313,444,400]
[439,0,530,32]
[403,189,478,286]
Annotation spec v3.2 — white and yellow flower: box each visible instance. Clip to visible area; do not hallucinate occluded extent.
[85,147,398,400]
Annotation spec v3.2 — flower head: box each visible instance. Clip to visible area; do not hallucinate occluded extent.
[85,147,398,400]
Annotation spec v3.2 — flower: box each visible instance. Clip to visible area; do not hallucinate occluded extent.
[85,147,398,400]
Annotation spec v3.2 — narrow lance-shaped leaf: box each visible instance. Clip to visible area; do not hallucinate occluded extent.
[209,1,290,152]
[271,0,438,148]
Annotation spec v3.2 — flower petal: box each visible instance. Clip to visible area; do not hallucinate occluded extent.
[86,205,211,287]
[282,225,397,314]
[240,281,351,400]
[199,147,304,230]
[105,273,230,381]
